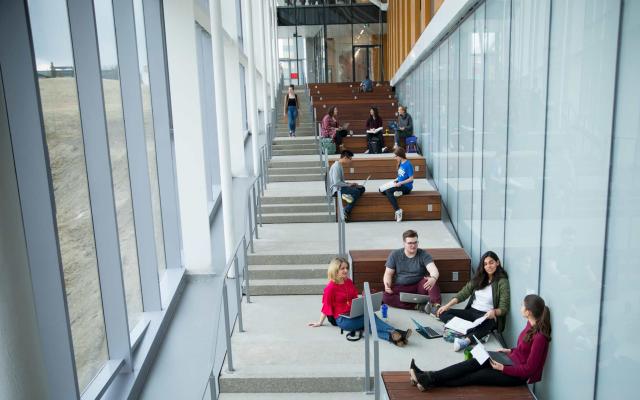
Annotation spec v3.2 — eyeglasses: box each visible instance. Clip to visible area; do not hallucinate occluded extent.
[405,241,419,245]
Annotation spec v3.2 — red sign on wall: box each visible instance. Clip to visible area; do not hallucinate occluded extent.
[290,72,298,79]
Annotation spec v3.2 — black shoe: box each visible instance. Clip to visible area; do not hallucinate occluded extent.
[390,330,405,347]
[416,371,434,391]
[399,328,412,342]
[410,358,424,374]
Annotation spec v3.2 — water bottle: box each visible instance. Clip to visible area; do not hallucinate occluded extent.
[381,304,388,319]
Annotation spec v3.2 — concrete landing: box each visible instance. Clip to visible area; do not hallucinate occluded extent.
[219,295,499,393]
[251,220,459,255]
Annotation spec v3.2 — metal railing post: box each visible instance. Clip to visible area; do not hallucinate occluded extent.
[208,372,217,400]
[247,193,254,240]
[364,282,380,399]
[233,256,244,333]
[222,282,234,372]
[243,236,251,304]
[252,185,259,239]
[336,187,346,257]
[364,289,371,393]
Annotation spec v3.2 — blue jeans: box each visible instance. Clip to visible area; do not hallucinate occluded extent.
[336,314,397,341]
[287,106,298,133]
[338,185,365,213]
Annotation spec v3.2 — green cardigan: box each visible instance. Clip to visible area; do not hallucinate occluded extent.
[454,278,511,333]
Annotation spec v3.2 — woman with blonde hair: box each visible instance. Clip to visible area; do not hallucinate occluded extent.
[308,257,411,346]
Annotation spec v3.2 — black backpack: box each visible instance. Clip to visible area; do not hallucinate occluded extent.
[368,135,383,154]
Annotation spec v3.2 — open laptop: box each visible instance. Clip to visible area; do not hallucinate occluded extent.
[472,336,513,366]
[410,318,443,339]
[399,292,430,304]
[340,291,383,319]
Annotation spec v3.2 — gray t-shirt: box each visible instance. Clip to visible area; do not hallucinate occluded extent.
[329,161,347,195]
[385,248,434,286]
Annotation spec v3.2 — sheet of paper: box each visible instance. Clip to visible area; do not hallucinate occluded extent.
[470,316,488,329]
[444,316,488,334]
[471,342,490,365]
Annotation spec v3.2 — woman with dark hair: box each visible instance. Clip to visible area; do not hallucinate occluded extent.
[320,106,350,151]
[365,107,384,154]
[410,294,551,391]
[435,251,510,352]
[381,147,414,222]
[283,84,299,137]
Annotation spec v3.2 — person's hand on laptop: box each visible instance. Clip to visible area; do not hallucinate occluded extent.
[490,359,504,371]
[423,277,436,291]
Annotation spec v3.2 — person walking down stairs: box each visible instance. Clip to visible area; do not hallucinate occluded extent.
[283,84,300,137]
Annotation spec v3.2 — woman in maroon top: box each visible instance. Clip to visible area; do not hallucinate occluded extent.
[320,107,350,151]
[308,257,411,346]
[409,294,551,390]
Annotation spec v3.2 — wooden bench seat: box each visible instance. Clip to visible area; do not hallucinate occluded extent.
[336,191,441,222]
[329,155,427,179]
[350,248,470,294]
[382,371,533,399]
[311,93,395,102]
[340,134,396,153]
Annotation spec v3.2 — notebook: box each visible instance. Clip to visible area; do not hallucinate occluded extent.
[471,336,513,366]
[444,316,488,335]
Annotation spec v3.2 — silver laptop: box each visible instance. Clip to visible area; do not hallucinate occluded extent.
[400,292,430,304]
[341,291,383,319]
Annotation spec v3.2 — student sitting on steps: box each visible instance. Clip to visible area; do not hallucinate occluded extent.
[365,107,384,154]
[381,147,414,222]
[321,106,350,153]
[436,251,511,352]
[328,150,365,221]
[382,230,442,310]
[308,257,412,347]
[409,294,551,392]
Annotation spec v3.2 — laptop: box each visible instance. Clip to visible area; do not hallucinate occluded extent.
[472,336,513,366]
[410,318,443,339]
[340,291,383,319]
[399,292,430,304]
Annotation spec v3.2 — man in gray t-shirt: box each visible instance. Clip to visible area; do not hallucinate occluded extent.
[328,150,365,220]
[382,230,442,309]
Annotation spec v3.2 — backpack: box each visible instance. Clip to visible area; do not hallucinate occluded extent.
[368,135,383,154]
[320,137,336,155]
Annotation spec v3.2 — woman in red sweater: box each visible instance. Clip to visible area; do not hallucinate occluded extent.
[409,294,551,390]
[308,257,411,346]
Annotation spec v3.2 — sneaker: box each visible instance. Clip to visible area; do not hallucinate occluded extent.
[341,193,354,204]
[422,302,440,316]
[393,191,403,198]
[381,147,388,153]
[453,337,471,352]
[395,209,403,222]
[364,149,370,154]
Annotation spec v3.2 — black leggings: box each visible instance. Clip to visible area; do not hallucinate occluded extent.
[383,186,411,211]
[429,358,526,387]
[334,129,349,147]
[439,307,497,340]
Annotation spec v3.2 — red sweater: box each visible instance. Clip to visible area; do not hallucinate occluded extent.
[321,279,359,319]
[503,322,550,384]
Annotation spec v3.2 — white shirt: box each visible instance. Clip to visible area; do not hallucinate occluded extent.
[471,284,493,312]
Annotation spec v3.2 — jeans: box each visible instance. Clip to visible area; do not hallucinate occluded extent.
[383,186,412,211]
[338,185,365,213]
[382,277,442,309]
[439,307,497,340]
[336,314,397,341]
[429,358,526,387]
[394,129,412,147]
[287,106,298,133]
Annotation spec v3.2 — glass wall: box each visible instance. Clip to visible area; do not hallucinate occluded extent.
[395,0,639,398]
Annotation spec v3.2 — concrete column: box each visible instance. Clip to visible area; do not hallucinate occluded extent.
[163,0,212,269]
[267,0,276,109]
[209,0,236,261]
[259,0,270,134]
[272,0,279,91]
[245,1,260,176]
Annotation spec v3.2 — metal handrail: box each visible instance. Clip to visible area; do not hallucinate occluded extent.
[363,282,381,399]
[331,185,346,257]
[203,172,261,400]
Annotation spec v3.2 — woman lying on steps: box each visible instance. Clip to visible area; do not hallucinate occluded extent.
[436,251,510,352]
[410,294,551,391]
[308,257,412,347]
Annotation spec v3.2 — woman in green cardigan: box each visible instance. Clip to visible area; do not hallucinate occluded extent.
[435,251,510,352]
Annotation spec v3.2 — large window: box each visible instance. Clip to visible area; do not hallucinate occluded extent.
[27,0,108,391]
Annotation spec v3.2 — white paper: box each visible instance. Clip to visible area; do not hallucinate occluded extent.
[444,316,488,334]
[471,341,490,365]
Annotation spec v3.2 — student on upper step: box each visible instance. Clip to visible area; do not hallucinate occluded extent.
[381,147,414,222]
[328,150,365,221]
[436,251,511,352]
[321,106,350,152]
[308,257,411,347]
[394,105,414,149]
[382,230,442,310]
[283,84,299,137]
[364,107,384,154]
[410,294,551,391]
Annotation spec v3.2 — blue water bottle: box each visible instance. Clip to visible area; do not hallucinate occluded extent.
[381,304,388,319]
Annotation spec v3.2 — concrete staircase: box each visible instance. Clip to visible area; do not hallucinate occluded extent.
[246,253,334,295]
